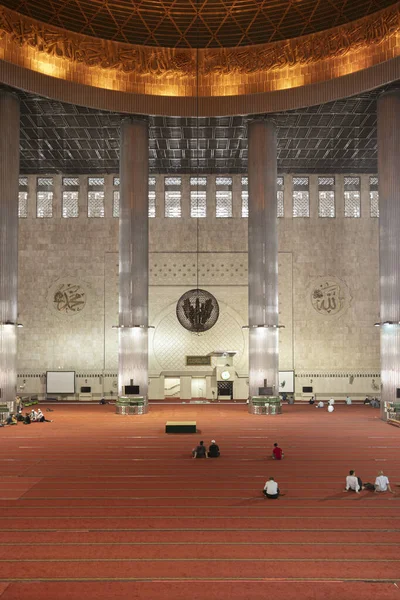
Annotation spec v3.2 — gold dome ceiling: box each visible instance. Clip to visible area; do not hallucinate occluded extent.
[0,0,397,48]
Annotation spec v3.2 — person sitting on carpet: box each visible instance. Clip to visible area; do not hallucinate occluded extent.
[208,440,220,458]
[309,396,315,405]
[192,440,208,459]
[272,443,284,460]
[316,401,324,408]
[344,469,362,493]
[5,414,17,426]
[23,413,31,424]
[374,470,395,494]
[29,409,38,421]
[263,477,281,499]
[36,409,52,423]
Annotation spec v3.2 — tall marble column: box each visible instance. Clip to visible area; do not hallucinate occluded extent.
[248,120,279,400]
[377,90,400,419]
[0,92,20,409]
[118,119,149,404]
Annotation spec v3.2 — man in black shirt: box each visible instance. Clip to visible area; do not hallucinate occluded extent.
[208,440,220,457]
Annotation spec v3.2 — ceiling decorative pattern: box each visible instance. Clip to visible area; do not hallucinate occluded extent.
[10,84,385,174]
[1,0,396,48]
[0,3,399,99]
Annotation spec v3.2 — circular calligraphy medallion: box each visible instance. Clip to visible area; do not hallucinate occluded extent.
[48,279,87,316]
[176,289,219,333]
[309,276,351,318]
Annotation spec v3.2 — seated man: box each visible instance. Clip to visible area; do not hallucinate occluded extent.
[5,414,17,426]
[192,440,208,459]
[30,409,38,421]
[316,401,324,408]
[345,396,352,405]
[272,443,284,460]
[309,396,315,405]
[374,470,395,494]
[263,477,280,499]
[36,409,52,423]
[344,469,362,494]
[23,413,31,424]
[208,440,220,458]
[328,398,335,405]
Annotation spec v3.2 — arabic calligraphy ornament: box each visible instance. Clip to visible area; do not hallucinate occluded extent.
[176,289,219,333]
[53,282,86,314]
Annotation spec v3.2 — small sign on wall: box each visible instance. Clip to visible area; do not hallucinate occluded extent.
[279,371,294,393]
[186,356,211,366]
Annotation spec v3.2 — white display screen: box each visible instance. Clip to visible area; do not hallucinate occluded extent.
[46,371,75,394]
[279,371,294,394]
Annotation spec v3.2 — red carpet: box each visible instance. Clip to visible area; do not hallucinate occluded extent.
[0,404,399,599]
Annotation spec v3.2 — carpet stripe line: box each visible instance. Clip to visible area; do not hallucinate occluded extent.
[0,577,398,583]
[0,542,398,546]
[0,558,398,562]
[2,528,399,532]
[12,496,399,500]
[2,516,400,520]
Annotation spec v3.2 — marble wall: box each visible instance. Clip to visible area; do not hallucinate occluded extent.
[16,173,380,398]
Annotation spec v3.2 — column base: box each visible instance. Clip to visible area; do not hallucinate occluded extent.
[115,396,149,415]
[248,396,282,415]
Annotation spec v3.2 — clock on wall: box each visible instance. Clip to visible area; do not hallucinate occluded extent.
[220,370,231,380]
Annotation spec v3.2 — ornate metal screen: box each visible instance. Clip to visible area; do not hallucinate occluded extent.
[370,176,379,217]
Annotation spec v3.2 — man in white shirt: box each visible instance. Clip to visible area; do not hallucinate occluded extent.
[316,401,324,408]
[374,471,394,494]
[345,396,352,405]
[344,470,362,493]
[328,398,335,405]
[263,477,280,499]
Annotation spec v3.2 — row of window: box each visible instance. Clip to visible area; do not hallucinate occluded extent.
[18,175,380,219]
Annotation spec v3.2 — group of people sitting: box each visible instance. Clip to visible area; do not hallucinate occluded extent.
[191,436,395,501]
[2,408,53,425]
[192,440,220,458]
[345,469,394,494]
[364,396,380,407]
[262,469,395,501]
[26,408,52,423]
[309,396,381,408]
[312,397,336,411]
